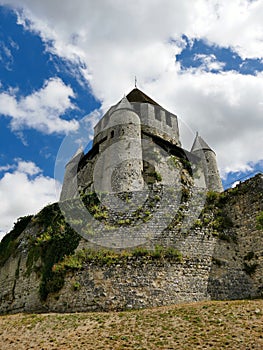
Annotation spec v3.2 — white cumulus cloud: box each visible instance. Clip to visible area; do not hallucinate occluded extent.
[0,160,61,241]
[0,77,79,134]
[0,0,262,177]
[193,54,225,72]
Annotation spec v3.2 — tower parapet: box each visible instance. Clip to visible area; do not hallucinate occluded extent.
[94,88,181,148]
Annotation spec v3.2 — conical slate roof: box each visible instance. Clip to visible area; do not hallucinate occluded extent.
[126,88,160,106]
[67,145,84,165]
[191,133,214,153]
[115,96,133,110]
[73,145,84,157]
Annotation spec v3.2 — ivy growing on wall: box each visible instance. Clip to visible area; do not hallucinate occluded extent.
[26,203,81,301]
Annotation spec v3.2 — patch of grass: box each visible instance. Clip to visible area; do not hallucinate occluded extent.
[147,171,162,184]
[155,172,162,182]
[117,218,131,225]
[53,245,183,273]
[1,300,262,349]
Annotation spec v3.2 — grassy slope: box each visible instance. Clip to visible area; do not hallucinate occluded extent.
[0,299,262,349]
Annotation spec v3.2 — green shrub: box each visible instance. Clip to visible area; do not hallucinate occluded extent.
[193,219,203,228]
[256,212,263,230]
[117,218,131,225]
[132,246,149,257]
[180,158,193,175]
[53,250,86,273]
[164,247,183,262]
[155,172,162,182]
[212,213,233,232]
[206,191,219,205]
[168,155,181,170]
[72,281,81,291]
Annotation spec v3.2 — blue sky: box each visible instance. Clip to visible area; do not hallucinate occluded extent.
[0,1,262,238]
[0,7,99,178]
[177,35,263,76]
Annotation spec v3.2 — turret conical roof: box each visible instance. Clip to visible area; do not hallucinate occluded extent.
[115,96,133,110]
[191,133,214,153]
[66,145,84,166]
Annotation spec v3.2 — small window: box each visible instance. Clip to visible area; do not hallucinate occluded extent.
[110,130,114,138]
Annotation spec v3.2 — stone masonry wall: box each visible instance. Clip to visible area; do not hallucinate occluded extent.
[0,175,262,314]
[0,245,213,314]
[208,174,263,300]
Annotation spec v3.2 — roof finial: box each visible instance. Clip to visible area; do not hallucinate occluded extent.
[135,76,137,88]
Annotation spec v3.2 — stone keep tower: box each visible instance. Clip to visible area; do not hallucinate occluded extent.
[60,88,223,200]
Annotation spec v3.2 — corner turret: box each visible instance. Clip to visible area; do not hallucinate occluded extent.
[93,96,144,193]
[60,146,84,201]
[191,133,223,192]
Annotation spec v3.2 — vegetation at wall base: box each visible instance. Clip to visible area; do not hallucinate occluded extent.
[37,243,183,300]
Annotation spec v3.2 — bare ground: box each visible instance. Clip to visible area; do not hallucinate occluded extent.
[0,299,262,349]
